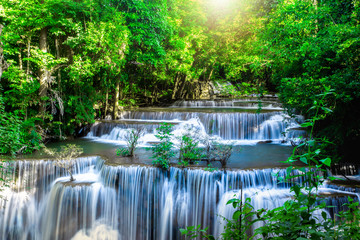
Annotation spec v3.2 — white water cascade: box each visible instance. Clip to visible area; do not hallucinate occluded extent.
[87,112,305,144]
[1,99,356,239]
[0,157,358,240]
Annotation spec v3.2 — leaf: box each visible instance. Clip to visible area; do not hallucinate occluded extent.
[299,157,308,164]
[321,106,333,113]
[292,184,301,196]
[328,176,343,181]
[233,210,241,220]
[300,121,313,127]
[286,166,293,176]
[321,211,327,220]
[226,198,238,205]
[320,158,331,167]
[308,140,316,147]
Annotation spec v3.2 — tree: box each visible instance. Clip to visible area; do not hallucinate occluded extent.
[44,144,83,181]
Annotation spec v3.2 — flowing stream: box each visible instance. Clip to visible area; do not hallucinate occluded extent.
[1,98,358,240]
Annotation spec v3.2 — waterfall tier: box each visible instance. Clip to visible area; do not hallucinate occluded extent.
[0,157,358,240]
[171,99,283,110]
[87,111,304,143]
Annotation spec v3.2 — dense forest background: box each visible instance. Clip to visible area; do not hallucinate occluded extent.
[0,0,359,163]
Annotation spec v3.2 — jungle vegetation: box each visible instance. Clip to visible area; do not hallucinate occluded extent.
[0,0,359,164]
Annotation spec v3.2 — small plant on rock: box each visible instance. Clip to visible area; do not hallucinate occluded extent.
[151,123,175,170]
[44,144,83,181]
[211,142,233,169]
[178,125,203,166]
[117,126,144,157]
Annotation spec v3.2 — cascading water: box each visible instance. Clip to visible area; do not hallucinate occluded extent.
[0,157,358,240]
[85,98,305,144]
[86,111,304,144]
[1,99,355,239]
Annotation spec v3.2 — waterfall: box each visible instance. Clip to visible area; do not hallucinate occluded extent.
[171,99,283,110]
[0,157,357,240]
[87,111,304,143]
[86,98,304,144]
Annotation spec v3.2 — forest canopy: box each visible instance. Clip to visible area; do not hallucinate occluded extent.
[0,0,359,162]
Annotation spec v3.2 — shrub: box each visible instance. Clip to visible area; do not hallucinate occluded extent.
[151,123,175,170]
[117,126,144,157]
[178,125,203,166]
[0,89,42,155]
[44,144,83,181]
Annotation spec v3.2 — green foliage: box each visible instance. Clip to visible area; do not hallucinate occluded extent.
[178,125,203,166]
[116,147,130,157]
[218,81,267,98]
[204,164,218,172]
[0,0,359,163]
[336,197,360,239]
[151,123,175,170]
[222,197,264,240]
[259,0,360,162]
[0,86,42,155]
[180,195,264,240]
[256,90,336,239]
[180,225,215,240]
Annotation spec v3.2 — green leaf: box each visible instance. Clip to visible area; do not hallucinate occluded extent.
[300,121,313,127]
[308,140,315,147]
[328,176,343,181]
[233,210,241,220]
[320,158,331,167]
[321,211,327,220]
[292,184,301,196]
[299,157,308,164]
[286,166,293,176]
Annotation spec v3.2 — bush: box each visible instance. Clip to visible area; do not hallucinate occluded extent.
[0,89,42,155]
[151,123,175,170]
[178,125,203,166]
[44,144,83,181]
[203,136,234,168]
[117,126,144,157]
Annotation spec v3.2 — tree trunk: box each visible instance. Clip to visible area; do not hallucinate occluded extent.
[172,73,179,99]
[313,0,318,34]
[19,51,23,70]
[55,37,61,93]
[39,27,48,115]
[0,24,10,82]
[26,37,31,80]
[178,75,187,99]
[104,89,109,118]
[112,79,120,119]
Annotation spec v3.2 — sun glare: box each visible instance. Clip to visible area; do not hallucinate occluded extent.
[211,0,231,8]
